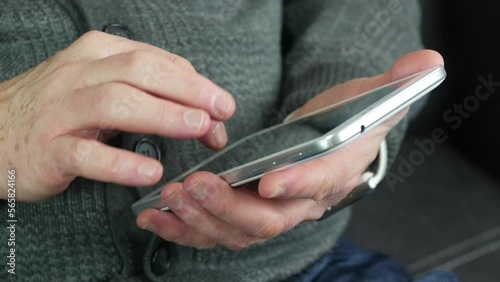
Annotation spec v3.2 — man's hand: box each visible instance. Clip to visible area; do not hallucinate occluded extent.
[0,31,235,201]
[136,50,444,250]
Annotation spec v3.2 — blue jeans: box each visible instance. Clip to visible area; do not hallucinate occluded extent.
[286,238,459,282]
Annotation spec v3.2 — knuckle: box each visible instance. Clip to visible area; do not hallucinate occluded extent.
[226,235,253,251]
[313,173,337,201]
[102,152,123,178]
[76,31,128,59]
[226,237,244,250]
[66,138,94,172]
[171,54,195,72]
[44,165,74,188]
[207,220,227,235]
[309,205,327,221]
[131,52,166,90]
[96,83,134,122]
[78,30,105,45]
[122,50,150,70]
[49,62,80,84]
[200,185,232,214]
[183,210,205,227]
[309,211,323,221]
[214,197,235,218]
[150,102,172,130]
[94,84,116,116]
[55,61,77,75]
[253,216,287,239]
[312,161,348,201]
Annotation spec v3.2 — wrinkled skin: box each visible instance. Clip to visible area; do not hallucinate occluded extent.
[0,31,235,201]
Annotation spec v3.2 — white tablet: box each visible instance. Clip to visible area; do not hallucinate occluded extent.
[132,65,446,214]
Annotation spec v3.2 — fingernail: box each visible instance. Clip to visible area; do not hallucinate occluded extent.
[140,219,156,233]
[184,110,205,131]
[212,122,227,147]
[284,109,300,122]
[270,183,286,198]
[212,92,233,119]
[185,182,206,200]
[162,192,183,209]
[138,162,160,181]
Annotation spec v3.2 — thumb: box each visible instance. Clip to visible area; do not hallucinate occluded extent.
[345,49,445,98]
[389,49,444,82]
[289,49,444,119]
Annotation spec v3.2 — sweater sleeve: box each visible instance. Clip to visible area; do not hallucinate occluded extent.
[279,0,424,167]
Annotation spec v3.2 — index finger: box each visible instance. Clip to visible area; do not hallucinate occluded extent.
[80,50,235,121]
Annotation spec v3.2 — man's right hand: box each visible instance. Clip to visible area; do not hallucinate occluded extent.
[0,31,235,202]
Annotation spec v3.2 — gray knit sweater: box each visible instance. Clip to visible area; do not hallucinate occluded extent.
[0,1,422,281]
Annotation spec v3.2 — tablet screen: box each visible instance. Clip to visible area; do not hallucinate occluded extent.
[167,70,423,184]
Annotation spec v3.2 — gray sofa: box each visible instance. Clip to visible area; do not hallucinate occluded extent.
[345,1,500,281]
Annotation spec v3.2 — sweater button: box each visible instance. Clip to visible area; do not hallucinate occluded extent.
[152,244,170,275]
[103,23,132,39]
[135,138,161,161]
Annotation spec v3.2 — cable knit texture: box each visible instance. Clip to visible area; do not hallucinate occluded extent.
[0,0,422,281]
